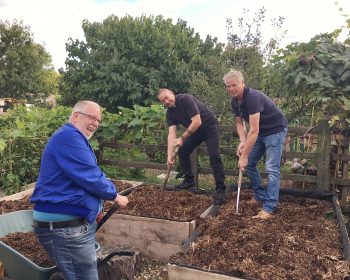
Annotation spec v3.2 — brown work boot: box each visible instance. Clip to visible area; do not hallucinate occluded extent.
[252,210,273,220]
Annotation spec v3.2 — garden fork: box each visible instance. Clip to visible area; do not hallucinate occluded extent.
[235,169,243,214]
[162,143,179,190]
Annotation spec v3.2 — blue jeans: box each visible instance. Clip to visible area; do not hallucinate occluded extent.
[34,221,98,280]
[246,128,287,213]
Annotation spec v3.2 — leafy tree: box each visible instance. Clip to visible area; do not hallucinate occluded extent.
[266,31,350,125]
[225,7,286,89]
[189,54,231,123]
[0,20,58,102]
[188,7,286,124]
[60,15,223,112]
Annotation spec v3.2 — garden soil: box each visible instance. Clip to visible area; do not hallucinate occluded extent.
[0,184,349,280]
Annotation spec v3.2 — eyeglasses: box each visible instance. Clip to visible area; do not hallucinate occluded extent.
[77,112,102,124]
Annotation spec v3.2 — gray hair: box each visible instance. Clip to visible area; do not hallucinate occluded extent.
[223,70,244,84]
[69,101,100,121]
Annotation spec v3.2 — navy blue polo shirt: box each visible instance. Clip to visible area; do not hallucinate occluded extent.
[166,94,214,128]
[231,87,287,137]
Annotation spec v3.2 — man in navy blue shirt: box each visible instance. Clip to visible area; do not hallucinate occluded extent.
[223,70,287,219]
[158,88,226,205]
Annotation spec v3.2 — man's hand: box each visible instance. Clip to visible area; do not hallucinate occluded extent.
[236,141,245,157]
[238,155,248,171]
[175,136,184,147]
[167,142,179,167]
[167,159,174,168]
[96,212,104,223]
[114,194,129,207]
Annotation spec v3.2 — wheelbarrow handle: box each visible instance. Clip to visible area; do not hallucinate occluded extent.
[96,204,118,232]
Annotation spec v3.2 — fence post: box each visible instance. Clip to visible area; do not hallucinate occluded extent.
[190,148,199,188]
[95,139,104,165]
[341,127,349,180]
[341,125,350,212]
[316,120,331,191]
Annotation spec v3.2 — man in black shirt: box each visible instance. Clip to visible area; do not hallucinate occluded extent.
[157,88,226,205]
[223,70,288,219]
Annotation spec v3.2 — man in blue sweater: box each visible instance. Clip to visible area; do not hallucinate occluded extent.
[30,101,128,280]
[223,70,287,219]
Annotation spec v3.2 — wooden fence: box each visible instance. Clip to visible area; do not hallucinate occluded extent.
[96,119,350,212]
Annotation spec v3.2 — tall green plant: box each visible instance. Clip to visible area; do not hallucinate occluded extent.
[0,104,168,194]
[96,104,166,143]
[0,106,70,193]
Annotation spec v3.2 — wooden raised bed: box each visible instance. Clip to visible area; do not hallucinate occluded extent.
[167,189,350,280]
[0,180,141,203]
[96,184,215,261]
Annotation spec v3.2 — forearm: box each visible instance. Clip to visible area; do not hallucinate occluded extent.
[181,124,197,141]
[236,124,247,143]
[241,129,258,158]
[181,114,202,141]
[167,135,175,156]
[167,126,177,157]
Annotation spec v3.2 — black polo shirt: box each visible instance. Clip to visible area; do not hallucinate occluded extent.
[231,87,287,137]
[166,94,214,128]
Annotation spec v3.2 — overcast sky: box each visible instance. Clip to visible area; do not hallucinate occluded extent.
[1,0,349,70]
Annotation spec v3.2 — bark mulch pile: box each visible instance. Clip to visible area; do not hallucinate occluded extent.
[0,198,33,214]
[110,184,213,221]
[0,180,132,215]
[0,179,134,270]
[0,232,53,268]
[1,184,349,280]
[171,189,350,280]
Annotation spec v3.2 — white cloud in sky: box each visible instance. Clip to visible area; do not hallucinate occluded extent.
[0,0,349,70]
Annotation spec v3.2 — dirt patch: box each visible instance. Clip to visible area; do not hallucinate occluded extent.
[134,257,166,280]
[108,185,213,221]
[171,189,350,280]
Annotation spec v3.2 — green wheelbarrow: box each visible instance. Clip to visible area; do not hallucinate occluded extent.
[0,210,58,280]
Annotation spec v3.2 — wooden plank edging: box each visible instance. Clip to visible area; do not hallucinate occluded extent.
[0,183,35,201]
[167,264,244,280]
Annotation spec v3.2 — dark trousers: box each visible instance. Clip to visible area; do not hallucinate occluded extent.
[178,118,225,190]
